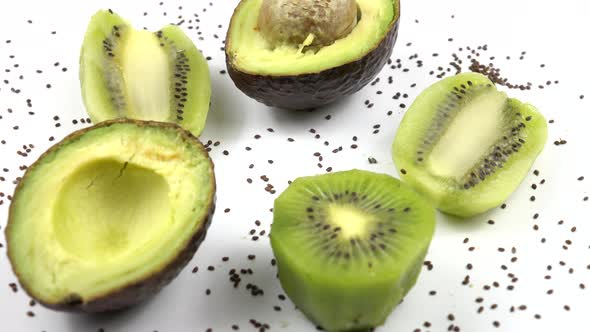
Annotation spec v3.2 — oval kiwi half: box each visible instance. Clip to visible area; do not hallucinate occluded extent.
[270,169,436,331]
[392,72,548,218]
[79,9,211,136]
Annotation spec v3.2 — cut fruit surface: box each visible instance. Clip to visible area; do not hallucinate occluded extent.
[80,10,211,136]
[392,72,548,217]
[6,120,216,312]
[427,88,507,178]
[53,159,172,261]
[270,170,435,331]
[228,0,393,75]
[225,0,400,110]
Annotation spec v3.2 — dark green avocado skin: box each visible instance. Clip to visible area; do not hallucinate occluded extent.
[226,0,400,110]
[5,119,216,313]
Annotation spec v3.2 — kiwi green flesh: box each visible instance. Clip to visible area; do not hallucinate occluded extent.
[271,170,435,331]
[6,120,215,310]
[393,72,548,218]
[80,10,211,136]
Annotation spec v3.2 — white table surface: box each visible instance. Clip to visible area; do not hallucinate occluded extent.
[0,0,588,331]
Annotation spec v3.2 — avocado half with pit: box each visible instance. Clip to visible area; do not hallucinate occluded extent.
[225,0,400,110]
[80,10,212,136]
[5,120,215,312]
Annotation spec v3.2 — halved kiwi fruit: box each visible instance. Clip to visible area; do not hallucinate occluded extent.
[270,169,435,331]
[393,72,548,218]
[5,119,215,312]
[80,10,211,136]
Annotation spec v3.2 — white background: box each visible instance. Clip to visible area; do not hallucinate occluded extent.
[0,0,588,331]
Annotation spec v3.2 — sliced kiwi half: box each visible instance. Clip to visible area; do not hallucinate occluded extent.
[270,169,435,331]
[393,72,548,218]
[80,9,211,136]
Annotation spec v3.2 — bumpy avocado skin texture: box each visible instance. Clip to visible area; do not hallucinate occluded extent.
[226,0,400,110]
[5,119,216,313]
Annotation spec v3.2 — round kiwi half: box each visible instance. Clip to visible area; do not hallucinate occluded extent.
[392,72,548,218]
[270,169,436,331]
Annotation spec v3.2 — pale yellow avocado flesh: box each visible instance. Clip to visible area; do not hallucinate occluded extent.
[227,0,395,75]
[8,123,213,303]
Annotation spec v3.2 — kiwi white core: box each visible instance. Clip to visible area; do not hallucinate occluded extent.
[428,90,507,178]
[328,204,371,239]
[122,30,170,121]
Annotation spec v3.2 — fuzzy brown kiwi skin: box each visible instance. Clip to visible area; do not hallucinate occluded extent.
[5,119,216,313]
[225,0,401,110]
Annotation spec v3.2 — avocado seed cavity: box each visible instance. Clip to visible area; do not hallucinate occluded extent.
[258,0,358,48]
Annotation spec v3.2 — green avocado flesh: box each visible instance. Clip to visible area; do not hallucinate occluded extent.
[227,0,395,75]
[270,170,435,331]
[80,10,211,136]
[392,72,548,218]
[6,121,215,307]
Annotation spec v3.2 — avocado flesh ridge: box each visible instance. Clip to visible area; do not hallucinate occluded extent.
[8,124,213,303]
[228,0,394,75]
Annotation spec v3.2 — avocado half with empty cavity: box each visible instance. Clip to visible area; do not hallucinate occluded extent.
[80,10,211,136]
[5,119,216,312]
[225,0,400,110]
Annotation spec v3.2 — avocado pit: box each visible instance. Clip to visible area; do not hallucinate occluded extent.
[258,0,358,48]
